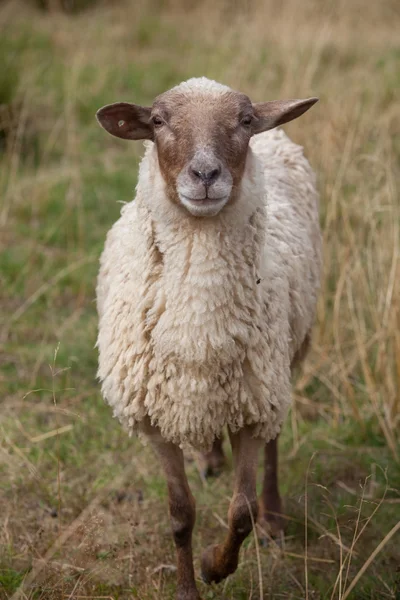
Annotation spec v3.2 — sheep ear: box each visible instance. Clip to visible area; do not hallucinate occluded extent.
[252,98,318,134]
[96,102,153,141]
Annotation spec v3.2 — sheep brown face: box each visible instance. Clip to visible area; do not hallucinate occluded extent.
[96,78,318,217]
[150,88,254,217]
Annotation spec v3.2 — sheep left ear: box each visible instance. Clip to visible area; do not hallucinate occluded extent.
[252,97,318,134]
[96,102,153,141]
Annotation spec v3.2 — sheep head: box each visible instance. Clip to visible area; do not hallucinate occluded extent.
[96,78,318,217]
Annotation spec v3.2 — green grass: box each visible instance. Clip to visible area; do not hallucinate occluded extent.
[1,0,399,598]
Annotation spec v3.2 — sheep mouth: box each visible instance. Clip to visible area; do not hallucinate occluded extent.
[179,193,229,217]
[181,195,227,204]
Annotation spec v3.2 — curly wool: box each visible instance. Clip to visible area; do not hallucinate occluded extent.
[96,128,321,450]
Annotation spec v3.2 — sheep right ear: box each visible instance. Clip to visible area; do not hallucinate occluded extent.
[96,102,153,141]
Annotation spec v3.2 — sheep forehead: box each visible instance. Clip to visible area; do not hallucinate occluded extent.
[170,76,233,96]
[153,78,252,128]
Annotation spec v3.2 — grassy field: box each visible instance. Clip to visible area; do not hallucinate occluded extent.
[1,0,399,598]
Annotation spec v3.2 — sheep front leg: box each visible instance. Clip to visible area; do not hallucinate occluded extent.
[150,435,200,600]
[201,426,262,584]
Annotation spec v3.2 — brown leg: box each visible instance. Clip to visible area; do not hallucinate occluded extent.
[201,426,262,584]
[202,434,226,478]
[259,436,284,539]
[147,428,200,600]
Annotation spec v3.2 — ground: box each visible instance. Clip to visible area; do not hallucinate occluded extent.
[0,0,399,598]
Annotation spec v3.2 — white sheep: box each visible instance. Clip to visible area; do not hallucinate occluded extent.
[96,77,321,599]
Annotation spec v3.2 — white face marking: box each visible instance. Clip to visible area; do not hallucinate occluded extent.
[176,147,233,217]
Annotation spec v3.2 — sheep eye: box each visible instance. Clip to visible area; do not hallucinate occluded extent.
[241,116,253,127]
[152,116,164,128]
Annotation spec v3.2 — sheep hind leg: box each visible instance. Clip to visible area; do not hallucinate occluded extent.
[202,434,226,478]
[148,431,201,600]
[201,426,261,584]
[258,436,284,544]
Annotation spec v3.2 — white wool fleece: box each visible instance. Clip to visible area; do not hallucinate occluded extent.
[96,128,321,451]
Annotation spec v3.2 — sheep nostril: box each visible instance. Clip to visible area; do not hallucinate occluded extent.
[206,167,221,184]
[190,166,221,185]
[191,168,203,180]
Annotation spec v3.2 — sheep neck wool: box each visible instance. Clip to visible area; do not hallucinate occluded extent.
[96,130,320,450]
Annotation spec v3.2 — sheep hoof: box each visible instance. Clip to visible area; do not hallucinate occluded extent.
[259,530,284,549]
[203,464,224,479]
[257,514,285,548]
[200,544,237,584]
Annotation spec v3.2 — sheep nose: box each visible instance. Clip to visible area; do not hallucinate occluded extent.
[190,165,221,185]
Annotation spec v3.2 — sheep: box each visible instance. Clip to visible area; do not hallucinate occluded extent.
[96,77,321,600]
